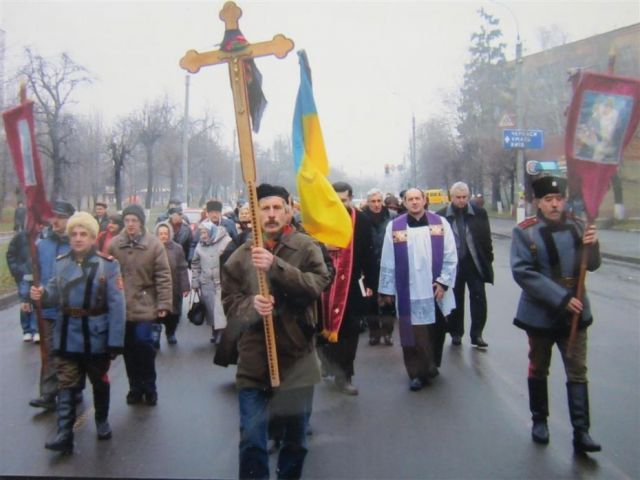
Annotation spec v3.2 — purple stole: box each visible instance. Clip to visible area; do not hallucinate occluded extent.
[392,212,445,347]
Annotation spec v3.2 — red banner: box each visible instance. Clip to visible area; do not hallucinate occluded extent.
[2,100,53,230]
[565,71,640,220]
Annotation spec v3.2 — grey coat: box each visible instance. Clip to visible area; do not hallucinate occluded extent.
[191,227,232,329]
[510,212,600,334]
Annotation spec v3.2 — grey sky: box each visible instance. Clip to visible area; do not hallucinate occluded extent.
[1,0,638,179]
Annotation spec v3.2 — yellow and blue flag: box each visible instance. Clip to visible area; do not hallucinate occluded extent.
[292,50,352,248]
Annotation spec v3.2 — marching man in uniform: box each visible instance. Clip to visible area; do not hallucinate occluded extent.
[31,212,125,455]
[510,176,602,453]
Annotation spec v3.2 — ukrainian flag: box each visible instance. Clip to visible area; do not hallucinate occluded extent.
[292,51,352,248]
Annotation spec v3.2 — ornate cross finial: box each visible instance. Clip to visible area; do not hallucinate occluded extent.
[219,1,241,30]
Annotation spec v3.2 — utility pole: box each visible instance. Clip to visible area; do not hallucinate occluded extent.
[181,75,190,207]
[515,34,525,222]
[411,114,417,186]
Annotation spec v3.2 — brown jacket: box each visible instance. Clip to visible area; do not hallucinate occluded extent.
[221,230,332,391]
[109,230,173,321]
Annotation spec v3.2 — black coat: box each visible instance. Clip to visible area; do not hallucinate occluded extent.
[438,203,494,284]
[347,208,376,312]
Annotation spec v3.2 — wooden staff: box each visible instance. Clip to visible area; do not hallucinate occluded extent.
[18,83,49,369]
[179,1,294,387]
[568,219,595,354]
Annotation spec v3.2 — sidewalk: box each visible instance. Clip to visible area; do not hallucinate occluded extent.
[490,217,640,265]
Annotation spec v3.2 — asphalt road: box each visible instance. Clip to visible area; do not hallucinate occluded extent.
[0,236,639,479]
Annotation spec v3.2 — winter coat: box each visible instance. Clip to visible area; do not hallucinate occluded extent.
[20,231,71,320]
[171,219,193,262]
[154,222,190,315]
[438,203,494,284]
[510,212,600,335]
[221,230,332,391]
[42,249,125,356]
[108,230,173,321]
[191,226,232,329]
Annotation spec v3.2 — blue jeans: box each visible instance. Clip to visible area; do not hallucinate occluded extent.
[20,309,37,335]
[238,386,313,480]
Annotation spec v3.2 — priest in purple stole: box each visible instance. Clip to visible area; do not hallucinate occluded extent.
[378,188,458,391]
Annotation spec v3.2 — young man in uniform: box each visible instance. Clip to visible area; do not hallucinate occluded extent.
[31,212,125,454]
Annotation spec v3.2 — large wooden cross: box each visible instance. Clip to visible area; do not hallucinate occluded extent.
[179,1,294,387]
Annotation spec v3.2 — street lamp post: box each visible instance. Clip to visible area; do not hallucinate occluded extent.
[515,36,526,222]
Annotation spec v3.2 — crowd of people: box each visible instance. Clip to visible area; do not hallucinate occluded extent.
[5,175,603,477]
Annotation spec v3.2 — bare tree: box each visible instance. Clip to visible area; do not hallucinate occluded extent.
[131,96,175,208]
[18,48,92,198]
[107,118,135,210]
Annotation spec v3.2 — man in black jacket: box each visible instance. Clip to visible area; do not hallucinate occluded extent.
[438,182,494,348]
[319,182,375,395]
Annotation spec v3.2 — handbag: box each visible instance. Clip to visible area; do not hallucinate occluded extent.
[187,290,206,326]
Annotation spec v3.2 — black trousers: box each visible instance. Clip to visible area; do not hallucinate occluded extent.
[320,312,360,381]
[366,294,395,340]
[449,255,487,339]
[123,321,157,394]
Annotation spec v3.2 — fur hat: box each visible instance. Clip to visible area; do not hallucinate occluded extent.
[122,204,146,225]
[206,200,223,212]
[66,211,99,238]
[256,184,289,202]
[532,176,567,199]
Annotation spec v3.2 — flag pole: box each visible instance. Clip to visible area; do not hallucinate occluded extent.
[17,83,50,370]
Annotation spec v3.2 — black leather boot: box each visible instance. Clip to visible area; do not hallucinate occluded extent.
[94,383,112,440]
[45,389,76,454]
[528,378,549,444]
[567,382,601,453]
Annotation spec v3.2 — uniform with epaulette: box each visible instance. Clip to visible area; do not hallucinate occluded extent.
[38,212,125,454]
[510,175,602,454]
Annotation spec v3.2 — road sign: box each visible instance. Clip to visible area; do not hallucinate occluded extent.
[526,160,560,175]
[503,129,544,150]
[498,113,515,128]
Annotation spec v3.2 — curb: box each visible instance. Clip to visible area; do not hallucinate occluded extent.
[0,291,20,310]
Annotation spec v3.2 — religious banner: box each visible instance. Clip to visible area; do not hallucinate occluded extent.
[2,99,53,230]
[292,50,352,248]
[565,71,640,220]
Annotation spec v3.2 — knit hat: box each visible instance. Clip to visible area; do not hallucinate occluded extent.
[122,204,146,225]
[66,211,99,238]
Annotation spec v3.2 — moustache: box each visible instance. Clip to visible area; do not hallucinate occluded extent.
[265,221,280,227]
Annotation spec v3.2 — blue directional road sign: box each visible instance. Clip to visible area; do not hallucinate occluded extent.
[503,129,544,150]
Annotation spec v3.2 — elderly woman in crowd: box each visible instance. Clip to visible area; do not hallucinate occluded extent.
[154,222,190,346]
[191,221,232,344]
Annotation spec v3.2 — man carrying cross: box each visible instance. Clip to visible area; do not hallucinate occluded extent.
[222,184,331,478]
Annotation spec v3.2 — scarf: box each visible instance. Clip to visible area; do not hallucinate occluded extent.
[321,207,356,342]
[392,211,444,347]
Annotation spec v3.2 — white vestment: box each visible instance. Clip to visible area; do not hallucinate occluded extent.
[378,218,458,325]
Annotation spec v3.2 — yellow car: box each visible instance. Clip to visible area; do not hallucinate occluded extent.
[424,189,448,206]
